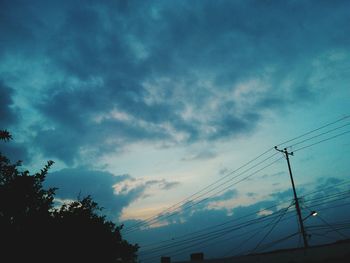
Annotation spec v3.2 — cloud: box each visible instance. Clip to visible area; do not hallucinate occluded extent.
[1,0,350,166]
[128,198,301,261]
[1,2,350,259]
[0,81,18,127]
[145,179,181,190]
[270,188,295,201]
[302,177,347,202]
[114,177,180,199]
[129,179,350,261]
[34,128,83,166]
[163,189,239,221]
[207,189,238,203]
[181,149,217,161]
[0,140,30,163]
[45,168,133,218]
[247,192,257,198]
[219,168,230,176]
[45,167,180,219]
[262,171,285,179]
[161,180,181,190]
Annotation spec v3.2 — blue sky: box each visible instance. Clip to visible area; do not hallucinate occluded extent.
[1,0,350,261]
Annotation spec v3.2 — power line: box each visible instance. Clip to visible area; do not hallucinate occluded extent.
[133,116,350,263]
[250,232,300,254]
[227,203,350,256]
[140,203,288,256]
[294,130,350,152]
[304,204,349,240]
[141,200,350,263]
[308,220,350,232]
[286,122,350,149]
[250,203,293,253]
[300,178,350,198]
[125,116,350,233]
[141,210,292,262]
[140,197,293,250]
[139,179,350,253]
[307,220,350,241]
[245,196,350,254]
[125,117,350,233]
[140,203,299,261]
[140,189,350,261]
[157,196,349,256]
[304,189,350,206]
[125,155,283,234]
[224,200,321,258]
[123,149,276,233]
[133,126,350,235]
[222,218,284,257]
[237,202,350,257]
[275,115,349,147]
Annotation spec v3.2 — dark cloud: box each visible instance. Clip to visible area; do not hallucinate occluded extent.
[1,2,349,258]
[317,177,344,189]
[268,177,349,209]
[0,81,17,127]
[0,1,38,57]
[0,140,30,164]
[128,199,302,261]
[45,168,134,218]
[303,177,347,202]
[270,188,295,201]
[170,189,239,218]
[1,0,350,165]
[128,179,350,261]
[207,189,238,203]
[45,167,180,218]
[34,128,82,166]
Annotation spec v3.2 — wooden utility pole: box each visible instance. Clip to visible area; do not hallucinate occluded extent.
[275,146,309,248]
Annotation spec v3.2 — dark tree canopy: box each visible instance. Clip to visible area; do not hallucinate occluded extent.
[0,130,138,263]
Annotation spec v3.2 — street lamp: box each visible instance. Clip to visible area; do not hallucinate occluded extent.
[303,210,318,221]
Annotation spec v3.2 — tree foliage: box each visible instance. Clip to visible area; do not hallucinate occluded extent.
[0,130,138,263]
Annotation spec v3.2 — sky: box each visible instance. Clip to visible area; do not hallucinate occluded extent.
[1,0,350,261]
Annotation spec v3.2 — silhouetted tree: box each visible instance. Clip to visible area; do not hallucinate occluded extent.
[52,196,138,262]
[0,130,138,263]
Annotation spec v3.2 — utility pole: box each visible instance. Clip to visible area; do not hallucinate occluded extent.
[275,146,309,248]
